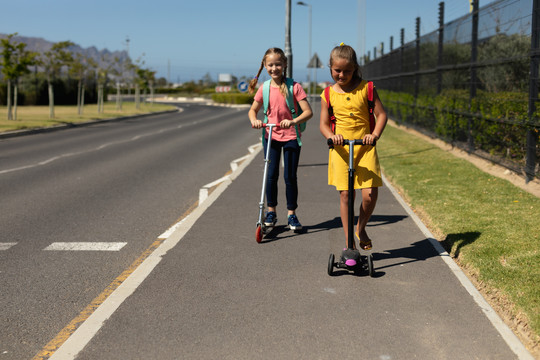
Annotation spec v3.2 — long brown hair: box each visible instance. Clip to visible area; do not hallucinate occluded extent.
[248,47,289,99]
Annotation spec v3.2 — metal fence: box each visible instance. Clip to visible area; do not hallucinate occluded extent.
[363,0,539,181]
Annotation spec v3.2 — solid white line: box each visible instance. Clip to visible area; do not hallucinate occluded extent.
[0,243,17,251]
[48,142,262,359]
[382,174,534,360]
[43,242,127,251]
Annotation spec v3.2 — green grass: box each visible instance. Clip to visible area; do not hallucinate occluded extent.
[0,102,177,133]
[378,125,540,350]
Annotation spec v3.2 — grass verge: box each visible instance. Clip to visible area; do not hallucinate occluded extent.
[0,102,177,133]
[378,124,540,355]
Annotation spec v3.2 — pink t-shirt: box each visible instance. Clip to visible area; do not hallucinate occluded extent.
[254,81,307,142]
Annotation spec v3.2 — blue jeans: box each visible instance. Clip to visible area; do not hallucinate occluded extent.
[263,138,301,211]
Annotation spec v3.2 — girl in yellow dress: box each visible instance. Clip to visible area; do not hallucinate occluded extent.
[319,43,387,251]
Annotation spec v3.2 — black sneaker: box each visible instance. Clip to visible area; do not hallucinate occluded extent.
[264,211,277,227]
[287,214,302,231]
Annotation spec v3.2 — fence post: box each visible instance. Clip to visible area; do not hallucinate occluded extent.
[527,0,540,182]
[437,2,445,95]
[468,0,479,153]
[415,17,420,100]
[400,28,405,92]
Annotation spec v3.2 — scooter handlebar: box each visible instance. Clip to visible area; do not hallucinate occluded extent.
[252,123,281,129]
[327,138,376,149]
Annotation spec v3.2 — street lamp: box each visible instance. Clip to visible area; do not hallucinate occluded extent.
[297,1,312,98]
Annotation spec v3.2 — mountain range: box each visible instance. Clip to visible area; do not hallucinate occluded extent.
[0,33,130,67]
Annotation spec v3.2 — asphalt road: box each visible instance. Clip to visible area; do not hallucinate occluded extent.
[0,103,533,359]
[0,104,256,359]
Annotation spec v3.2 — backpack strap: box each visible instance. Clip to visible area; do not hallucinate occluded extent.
[262,78,304,146]
[262,79,271,124]
[284,78,303,146]
[367,81,375,133]
[324,82,375,134]
[323,86,336,133]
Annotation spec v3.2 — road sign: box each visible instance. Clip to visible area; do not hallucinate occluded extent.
[308,53,324,68]
[238,81,248,93]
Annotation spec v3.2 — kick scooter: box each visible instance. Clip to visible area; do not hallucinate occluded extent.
[327,138,375,277]
[255,123,277,243]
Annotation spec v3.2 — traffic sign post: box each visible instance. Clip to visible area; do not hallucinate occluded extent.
[307,53,324,99]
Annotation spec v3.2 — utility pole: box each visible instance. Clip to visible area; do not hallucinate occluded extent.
[285,0,293,78]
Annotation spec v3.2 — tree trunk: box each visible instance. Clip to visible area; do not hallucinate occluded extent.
[81,84,85,115]
[7,79,13,120]
[116,83,122,111]
[13,83,18,121]
[97,84,104,113]
[48,82,55,119]
[77,80,82,115]
[135,84,140,109]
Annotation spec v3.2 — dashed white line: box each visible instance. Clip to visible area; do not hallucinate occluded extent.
[0,243,17,251]
[45,142,262,359]
[43,242,127,251]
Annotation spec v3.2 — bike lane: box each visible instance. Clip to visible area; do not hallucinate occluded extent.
[48,123,531,360]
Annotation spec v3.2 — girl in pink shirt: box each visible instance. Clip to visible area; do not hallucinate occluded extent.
[248,47,313,231]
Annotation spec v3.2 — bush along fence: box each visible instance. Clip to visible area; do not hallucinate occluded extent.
[363,0,539,181]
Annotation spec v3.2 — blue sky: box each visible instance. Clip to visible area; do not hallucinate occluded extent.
[1,0,495,83]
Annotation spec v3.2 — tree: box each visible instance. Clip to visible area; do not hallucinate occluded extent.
[95,54,115,113]
[42,41,74,118]
[70,53,96,115]
[0,33,38,120]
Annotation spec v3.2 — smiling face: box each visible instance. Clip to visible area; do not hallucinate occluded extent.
[330,57,356,87]
[264,53,285,82]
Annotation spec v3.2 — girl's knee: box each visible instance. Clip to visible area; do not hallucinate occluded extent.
[362,188,378,206]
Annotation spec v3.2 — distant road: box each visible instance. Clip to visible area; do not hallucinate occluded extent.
[0,104,255,359]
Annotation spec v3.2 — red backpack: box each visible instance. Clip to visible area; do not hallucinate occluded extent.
[323,81,375,134]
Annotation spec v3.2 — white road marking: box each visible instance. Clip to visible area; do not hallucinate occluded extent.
[382,174,534,360]
[47,142,262,359]
[0,243,17,251]
[43,242,127,251]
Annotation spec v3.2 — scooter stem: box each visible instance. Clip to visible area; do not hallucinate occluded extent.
[257,124,276,225]
[347,140,355,250]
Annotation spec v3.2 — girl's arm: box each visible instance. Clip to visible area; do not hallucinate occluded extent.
[249,100,264,129]
[320,97,343,145]
[279,99,313,129]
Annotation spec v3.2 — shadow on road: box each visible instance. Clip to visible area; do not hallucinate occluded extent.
[373,239,441,270]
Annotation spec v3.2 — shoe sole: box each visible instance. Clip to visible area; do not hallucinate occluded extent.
[288,224,302,231]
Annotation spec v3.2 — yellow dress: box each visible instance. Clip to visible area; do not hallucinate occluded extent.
[322,80,382,191]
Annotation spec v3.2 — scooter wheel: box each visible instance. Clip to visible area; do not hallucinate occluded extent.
[367,253,374,277]
[327,253,335,276]
[256,225,263,243]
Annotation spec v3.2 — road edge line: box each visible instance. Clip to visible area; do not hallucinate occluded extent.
[382,174,534,360]
[37,142,262,360]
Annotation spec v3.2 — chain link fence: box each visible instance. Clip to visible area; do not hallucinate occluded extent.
[363,0,539,181]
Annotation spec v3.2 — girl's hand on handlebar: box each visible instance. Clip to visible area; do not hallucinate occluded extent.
[279,119,294,129]
[329,134,344,146]
[363,133,379,145]
[251,119,263,129]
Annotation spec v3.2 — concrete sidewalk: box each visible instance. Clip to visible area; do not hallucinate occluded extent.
[56,122,532,359]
